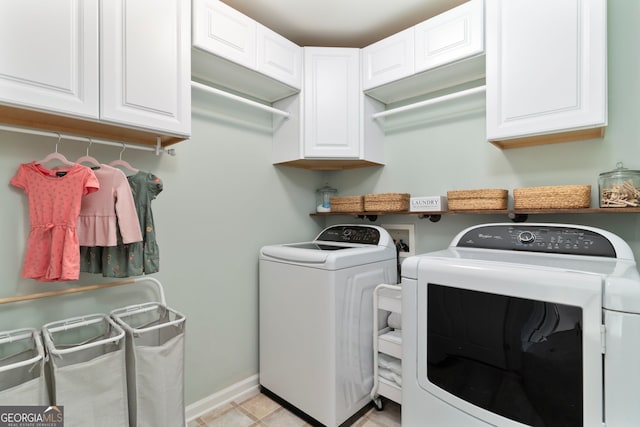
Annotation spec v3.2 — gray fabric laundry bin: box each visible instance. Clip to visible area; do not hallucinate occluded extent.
[111,302,186,427]
[0,328,48,405]
[42,314,128,427]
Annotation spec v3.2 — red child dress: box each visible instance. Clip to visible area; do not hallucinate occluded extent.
[11,162,100,281]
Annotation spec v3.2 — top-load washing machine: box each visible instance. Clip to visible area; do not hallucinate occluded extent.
[259,224,397,426]
[402,223,640,427]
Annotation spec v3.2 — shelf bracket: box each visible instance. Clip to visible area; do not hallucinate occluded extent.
[508,213,528,223]
[357,215,378,222]
[418,214,441,222]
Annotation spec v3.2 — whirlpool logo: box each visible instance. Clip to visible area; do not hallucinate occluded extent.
[0,406,63,427]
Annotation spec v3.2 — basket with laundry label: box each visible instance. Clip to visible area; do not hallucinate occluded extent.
[111,302,186,427]
[0,328,48,405]
[42,314,129,427]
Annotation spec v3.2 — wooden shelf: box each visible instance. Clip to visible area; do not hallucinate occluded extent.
[310,208,640,222]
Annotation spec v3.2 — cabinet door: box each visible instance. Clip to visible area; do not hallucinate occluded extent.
[486,0,607,144]
[0,0,99,118]
[414,0,484,73]
[192,0,256,69]
[256,24,302,90]
[101,0,191,136]
[256,24,302,89]
[362,27,415,90]
[303,48,360,159]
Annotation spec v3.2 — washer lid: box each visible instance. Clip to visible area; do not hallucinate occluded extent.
[286,243,352,251]
[260,242,396,269]
[261,244,330,264]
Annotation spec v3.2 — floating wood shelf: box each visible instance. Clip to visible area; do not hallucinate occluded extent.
[310,208,640,223]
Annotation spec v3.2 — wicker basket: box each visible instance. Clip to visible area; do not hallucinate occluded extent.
[364,193,410,212]
[330,196,364,212]
[513,185,591,209]
[447,189,508,210]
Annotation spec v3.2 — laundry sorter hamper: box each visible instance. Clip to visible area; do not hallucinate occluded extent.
[111,302,186,427]
[0,328,47,405]
[42,314,129,427]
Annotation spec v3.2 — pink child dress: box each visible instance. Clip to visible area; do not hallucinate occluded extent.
[76,164,142,247]
[10,162,100,282]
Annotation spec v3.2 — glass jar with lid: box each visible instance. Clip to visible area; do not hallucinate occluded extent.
[316,183,337,212]
[599,162,640,207]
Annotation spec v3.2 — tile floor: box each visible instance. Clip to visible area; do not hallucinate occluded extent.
[187,390,401,427]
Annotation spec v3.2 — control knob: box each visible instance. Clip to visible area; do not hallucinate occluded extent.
[518,231,535,244]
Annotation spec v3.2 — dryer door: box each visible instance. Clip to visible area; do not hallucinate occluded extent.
[416,257,603,427]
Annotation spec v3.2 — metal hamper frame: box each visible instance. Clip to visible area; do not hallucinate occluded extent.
[0,328,47,405]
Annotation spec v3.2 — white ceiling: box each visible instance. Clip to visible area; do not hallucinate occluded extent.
[219,0,467,48]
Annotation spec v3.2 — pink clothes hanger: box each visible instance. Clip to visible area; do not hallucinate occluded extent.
[109,144,139,174]
[36,133,75,167]
[75,137,101,168]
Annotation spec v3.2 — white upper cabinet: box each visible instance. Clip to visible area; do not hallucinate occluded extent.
[0,0,99,119]
[272,47,385,170]
[101,0,191,136]
[192,0,256,69]
[486,0,607,148]
[256,24,302,90]
[362,27,415,91]
[414,0,484,73]
[192,0,302,102]
[363,0,485,105]
[0,0,191,145]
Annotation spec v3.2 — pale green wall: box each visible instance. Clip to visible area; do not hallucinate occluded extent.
[0,0,638,410]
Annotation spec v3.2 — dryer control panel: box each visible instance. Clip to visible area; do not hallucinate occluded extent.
[317,225,381,245]
[456,225,616,258]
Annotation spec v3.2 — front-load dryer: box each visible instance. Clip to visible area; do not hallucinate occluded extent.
[402,223,640,427]
[259,224,397,426]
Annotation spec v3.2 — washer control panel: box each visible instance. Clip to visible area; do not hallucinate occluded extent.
[316,225,381,245]
[456,225,616,257]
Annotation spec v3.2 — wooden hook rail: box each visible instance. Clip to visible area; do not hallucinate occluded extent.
[0,277,166,306]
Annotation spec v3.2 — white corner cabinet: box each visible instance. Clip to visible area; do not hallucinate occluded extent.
[371,284,402,408]
[192,0,302,103]
[486,0,607,149]
[272,47,386,170]
[362,0,485,104]
[0,0,191,147]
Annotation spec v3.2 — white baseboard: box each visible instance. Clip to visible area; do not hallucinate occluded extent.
[185,374,260,422]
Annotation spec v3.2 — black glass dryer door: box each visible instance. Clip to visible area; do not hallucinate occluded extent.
[427,285,583,426]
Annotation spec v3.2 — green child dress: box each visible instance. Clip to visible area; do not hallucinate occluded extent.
[80,171,163,277]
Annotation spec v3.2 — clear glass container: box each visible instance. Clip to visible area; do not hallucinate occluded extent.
[316,184,337,212]
[598,162,640,207]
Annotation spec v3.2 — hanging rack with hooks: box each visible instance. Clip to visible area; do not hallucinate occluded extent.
[0,124,177,156]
